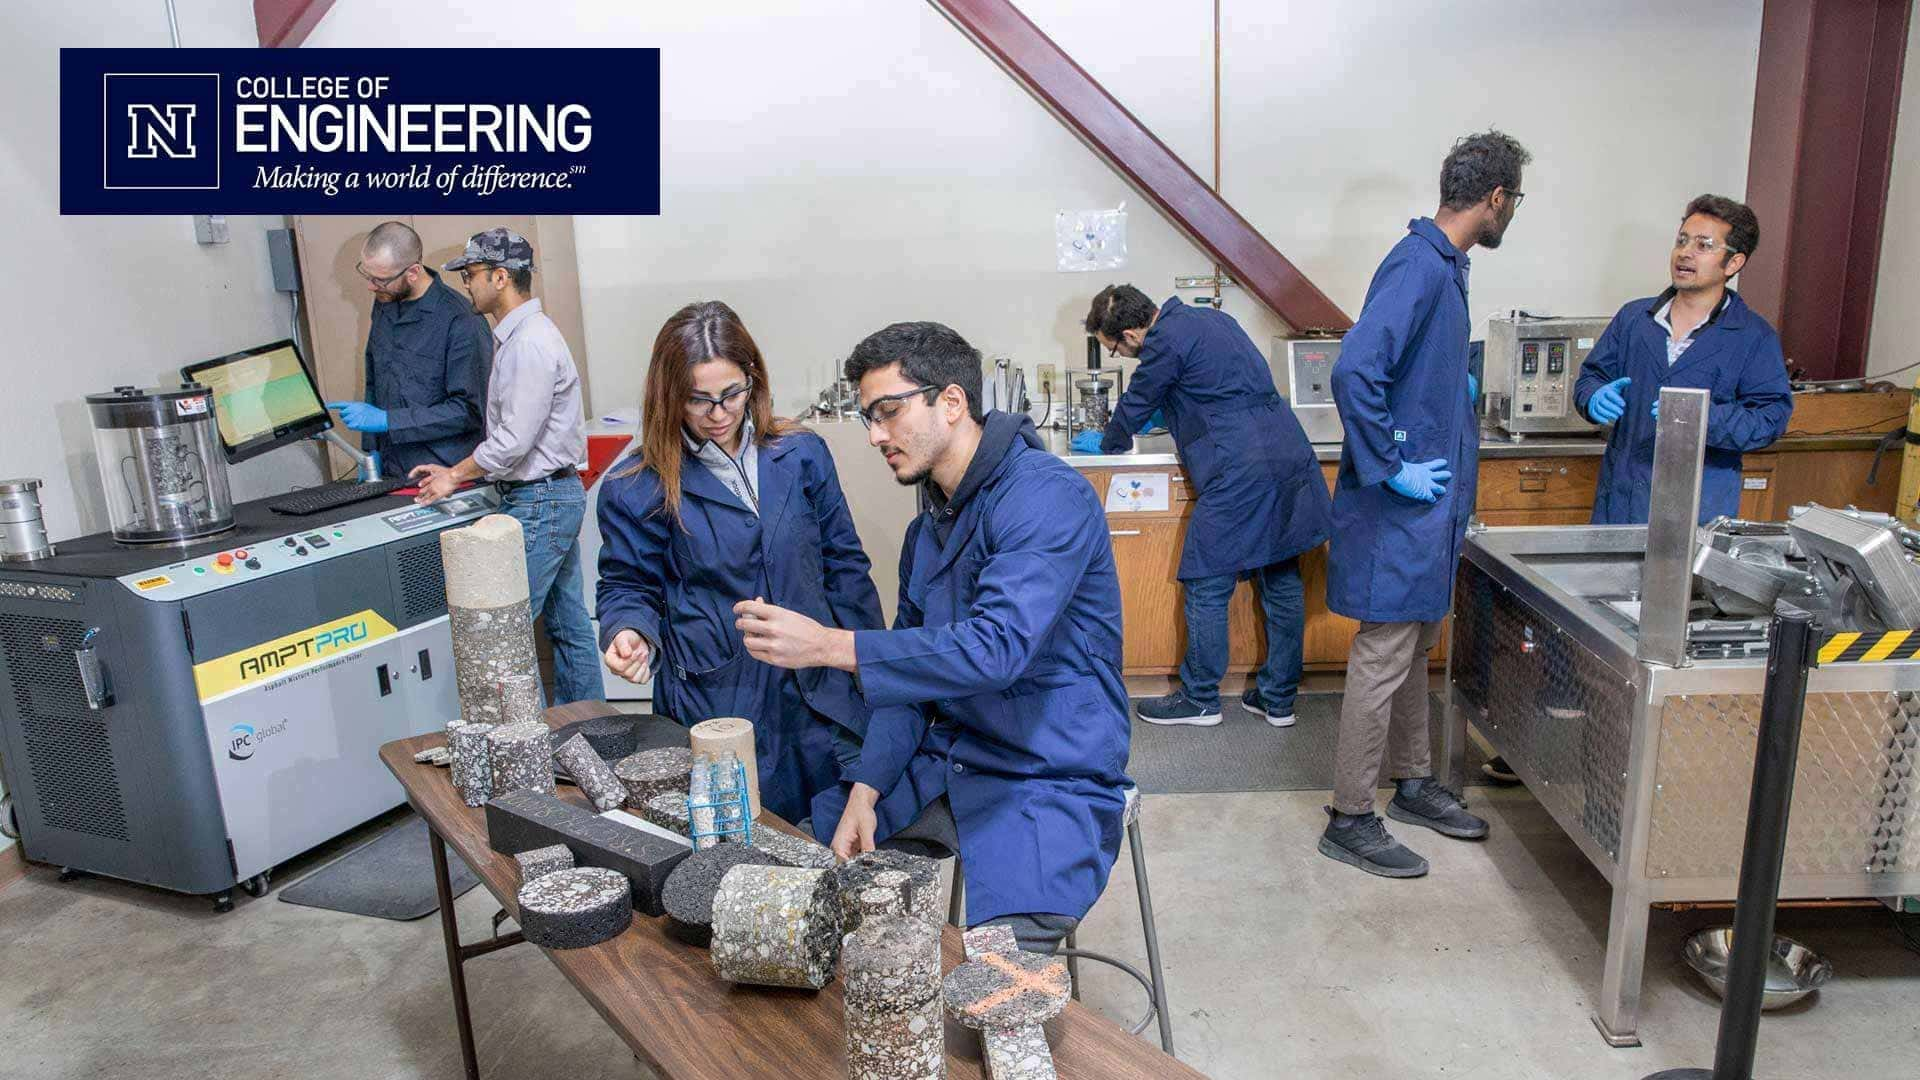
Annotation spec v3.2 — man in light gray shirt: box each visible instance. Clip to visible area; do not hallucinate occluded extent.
[410,228,599,704]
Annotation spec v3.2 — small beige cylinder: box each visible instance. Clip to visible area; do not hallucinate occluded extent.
[690,717,759,819]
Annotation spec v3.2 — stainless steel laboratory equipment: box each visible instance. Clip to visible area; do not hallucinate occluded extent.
[0,479,54,562]
[1482,315,1611,439]
[1272,336,1345,443]
[1444,386,1920,1047]
[85,385,234,544]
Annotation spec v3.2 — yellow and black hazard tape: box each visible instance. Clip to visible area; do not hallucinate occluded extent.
[1817,630,1920,665]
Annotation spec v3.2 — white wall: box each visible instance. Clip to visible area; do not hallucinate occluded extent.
[0,0,323,547]
[1867,11,1920,380]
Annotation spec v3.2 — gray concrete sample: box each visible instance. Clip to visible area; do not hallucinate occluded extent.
[442,514,542,730]
[553,733,627,812]
[639,792,692,835]
[844,996,945,1080]
[614,746,693,808]
[843,914,944,1079]
[484,789,691,917]
[842,869,913,935]
[448,721,496,808]
[516,867,633,950]
[959,925,1059,1079]
[412,745,452,766]
[660,844,781,947]
[749,825,838,871]
[961,924,1020,961]
[487,721,556,798]
[708,864,840,990]
[836,849,942,924]
[943,951,1070,1031]
[514,844,574,882]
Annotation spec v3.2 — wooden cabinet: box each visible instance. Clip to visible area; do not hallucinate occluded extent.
[1108,518,1184,671]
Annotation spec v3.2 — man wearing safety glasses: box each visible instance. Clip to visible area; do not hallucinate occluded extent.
[325,220,492,480]
[1574,195,1792,524]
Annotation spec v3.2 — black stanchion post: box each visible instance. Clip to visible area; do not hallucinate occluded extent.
[1645,607,1817,1080]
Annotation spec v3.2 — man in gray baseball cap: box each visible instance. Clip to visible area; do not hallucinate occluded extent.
[411,228,597,705]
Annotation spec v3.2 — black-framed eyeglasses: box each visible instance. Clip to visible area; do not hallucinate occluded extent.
[356,260,415,288]
[1503,188,1526,208]
[858,384,941,429]
[685,378,754,418]
[459,264,499,285]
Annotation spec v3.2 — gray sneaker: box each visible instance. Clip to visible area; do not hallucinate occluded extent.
[1387,778,1490,840]
[1317,808,1429,878]
[1135,689,1222,727]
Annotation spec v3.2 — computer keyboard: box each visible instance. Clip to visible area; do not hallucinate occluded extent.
[267,478,408,516]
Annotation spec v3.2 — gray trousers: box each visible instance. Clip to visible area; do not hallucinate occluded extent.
[1332,619,1443,815]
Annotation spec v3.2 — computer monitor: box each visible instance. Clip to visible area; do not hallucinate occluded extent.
[182,339,333,464]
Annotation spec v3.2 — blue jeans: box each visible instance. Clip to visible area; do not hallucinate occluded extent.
[497,477,602,706]
[1177,558,1305,714]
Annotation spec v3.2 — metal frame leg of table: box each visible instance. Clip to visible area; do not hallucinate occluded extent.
[430,825,527,1080]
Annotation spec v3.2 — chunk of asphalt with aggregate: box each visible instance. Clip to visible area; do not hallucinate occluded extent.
[516,866,633,950]
[659,843,781,947]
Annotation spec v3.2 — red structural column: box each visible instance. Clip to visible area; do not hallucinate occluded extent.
[1742,0,1912,379]
[253,0,336,48]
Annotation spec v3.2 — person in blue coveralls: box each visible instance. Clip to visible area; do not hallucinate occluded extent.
[1073,286,1332,730]
[1323,131,1530,879]
[594,301,884,825]
[1574,195,1791,524]
[734,321,1130,953]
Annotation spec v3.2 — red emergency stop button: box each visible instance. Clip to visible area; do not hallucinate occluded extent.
[215,553,233,567]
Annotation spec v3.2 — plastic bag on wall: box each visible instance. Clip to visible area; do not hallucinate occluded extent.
[1056,204,1128,272]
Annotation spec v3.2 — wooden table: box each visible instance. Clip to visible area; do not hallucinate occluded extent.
[380,702,1206,1080]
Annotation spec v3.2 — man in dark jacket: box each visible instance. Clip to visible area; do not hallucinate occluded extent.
[1080,286,1331,729]
[326,221,492,479]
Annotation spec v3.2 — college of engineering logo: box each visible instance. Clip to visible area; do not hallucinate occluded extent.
[103,72,219,190]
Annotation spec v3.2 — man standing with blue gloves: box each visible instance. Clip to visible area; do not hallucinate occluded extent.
[327,221,492,480]
[1076,286,1331,728]
[1575,195,1791,524]
[736,321,1129,952]
[1323,132,1530,878]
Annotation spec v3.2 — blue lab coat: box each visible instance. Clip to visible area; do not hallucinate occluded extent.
[1573,289,1792,525]
[1101,297,1331,580]
[595,429,884,823]
[1327,218,1480,624]
[815,414,1131,925]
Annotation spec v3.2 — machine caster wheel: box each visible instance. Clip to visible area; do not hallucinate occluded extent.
[242,873,271,898]
[213,892,235,914]
[58,867,84,883]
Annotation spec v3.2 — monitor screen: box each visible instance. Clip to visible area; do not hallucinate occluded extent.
[183,339,332,463]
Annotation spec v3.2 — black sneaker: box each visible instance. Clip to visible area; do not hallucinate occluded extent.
[1387,778,1490,840]
[1240,687,1296,728]
[1135,689,1222,727]
[1317,808,1428,878]
[1481,755,1521,784]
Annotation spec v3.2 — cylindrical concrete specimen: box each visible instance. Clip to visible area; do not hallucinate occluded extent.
[615,746,693,808]
[689,717,760,819]
[516,867,633,950]
[553,733,626,812]
[944,950,1071,1031]
[487,721,556,798]
[749,826,839,871]
[660,844,780,947]
[498,670,544,727]
[842,869,913,935]
[640,792,692,835]
[442,514,541,728]
[709,864,841,989]
[837,849,942,924]
[448,721,496,807]
[514,843,574,882]
[843,914,944,1080]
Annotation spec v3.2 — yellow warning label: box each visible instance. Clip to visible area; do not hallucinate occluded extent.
[193,609,397,700]
[1818,629,1920,665]
[134,575,173,591]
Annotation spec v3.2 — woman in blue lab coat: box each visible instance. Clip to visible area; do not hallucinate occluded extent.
[595,301,884,823]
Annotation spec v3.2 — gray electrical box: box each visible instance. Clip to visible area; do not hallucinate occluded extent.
[1272,336,1345,444]
[1483,315,1610,439]
[266,228,300,293]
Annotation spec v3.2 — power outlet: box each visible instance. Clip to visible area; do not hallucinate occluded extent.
[1036,363,1058,400]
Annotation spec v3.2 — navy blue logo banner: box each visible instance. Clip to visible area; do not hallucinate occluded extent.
[61,49,660,214]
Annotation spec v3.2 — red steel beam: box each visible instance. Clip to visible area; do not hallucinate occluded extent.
[254,0,336,48]
[930,0,1352,331]
[1741,0,1912,379]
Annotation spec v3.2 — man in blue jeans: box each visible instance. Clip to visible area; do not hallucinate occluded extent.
[408,229,599,705]
[1078,286,1331,727]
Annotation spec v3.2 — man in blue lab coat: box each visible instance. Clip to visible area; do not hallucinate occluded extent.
[1574,195,1792,524]
[734,322,1130,952]
[1076,286,1331,730]
[1323,131,1531,878]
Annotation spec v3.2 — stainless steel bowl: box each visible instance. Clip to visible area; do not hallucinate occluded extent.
[1682,927,1833,1009]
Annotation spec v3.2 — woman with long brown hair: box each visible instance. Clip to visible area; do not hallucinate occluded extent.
[595,301,883,823]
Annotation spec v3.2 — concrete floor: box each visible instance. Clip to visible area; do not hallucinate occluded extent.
[2,786,1917,1079]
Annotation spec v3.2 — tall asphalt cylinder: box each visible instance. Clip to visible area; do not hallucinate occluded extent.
[441,514,541,728]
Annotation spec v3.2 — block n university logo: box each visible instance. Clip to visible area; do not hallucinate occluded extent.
[103,73,219,190]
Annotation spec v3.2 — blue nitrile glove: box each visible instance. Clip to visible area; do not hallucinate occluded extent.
[1138,408,1168,434]
[1467,374,1479,402]
[327,401,390,434]
[1385,458,1451,503]
[1651,397,1661,421]
[1587,377,1630,424]
[1070,430,1106,454]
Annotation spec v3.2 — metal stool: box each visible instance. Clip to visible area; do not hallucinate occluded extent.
[946,786,1174,1054]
